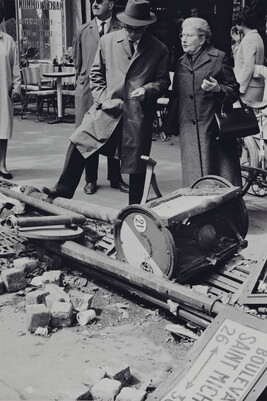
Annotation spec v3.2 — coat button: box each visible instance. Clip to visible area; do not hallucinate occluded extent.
[189,95,193,100]
[128,57,131,60]
[192,120,196,125]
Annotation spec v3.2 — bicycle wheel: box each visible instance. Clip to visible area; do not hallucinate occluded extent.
[238,137,259,195]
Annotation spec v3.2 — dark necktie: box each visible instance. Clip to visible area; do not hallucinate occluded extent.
[99,21,106,37]
[129,40,135,56]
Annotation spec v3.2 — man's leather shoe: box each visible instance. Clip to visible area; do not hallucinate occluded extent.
[110,180,129,193]
[42,186,72,199]
[84,182,98,195]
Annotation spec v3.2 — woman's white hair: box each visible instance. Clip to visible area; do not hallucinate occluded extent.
[182,17,211,44]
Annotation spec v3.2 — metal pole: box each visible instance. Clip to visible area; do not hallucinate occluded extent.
[44,239,229,318]
[0,186,84,219]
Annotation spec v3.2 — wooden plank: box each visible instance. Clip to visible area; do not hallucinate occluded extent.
[205,287,229,297]
[149,308,267,401]
[217,268,248,282]
[238,248,267,306]
[204,276,240,292]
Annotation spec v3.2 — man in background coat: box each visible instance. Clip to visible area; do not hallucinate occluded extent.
[43,0,170,205]
[72,0,128,195]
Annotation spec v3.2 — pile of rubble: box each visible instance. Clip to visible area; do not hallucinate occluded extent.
[0,255,188,400]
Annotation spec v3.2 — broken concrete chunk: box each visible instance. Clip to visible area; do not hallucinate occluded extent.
[83,367,106,387]
[30,276,44,287]
[116,387,147,401]
[91,378,122,401]
[26,304,51,333]
[50,301,73,328]
[75,390,92,400]
[26,289,48,306]
[34,327,49,337]
[69,289,94,311]
[0,193,25,214]
[44,284,70,310]
[13,257,39,274]
[105,363,131,387]
[2,268,27,292]
[41,270,63,286]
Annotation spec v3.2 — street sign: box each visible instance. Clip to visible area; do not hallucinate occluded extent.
[151,308,267,401]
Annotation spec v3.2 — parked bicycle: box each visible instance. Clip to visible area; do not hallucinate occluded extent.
[238,100,267,197]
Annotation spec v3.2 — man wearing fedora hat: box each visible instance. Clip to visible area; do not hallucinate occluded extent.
[42,0,170,204]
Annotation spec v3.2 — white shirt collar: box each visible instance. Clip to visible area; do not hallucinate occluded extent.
[95,16,112,33]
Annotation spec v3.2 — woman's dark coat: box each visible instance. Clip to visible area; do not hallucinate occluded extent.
[164,46,242,187]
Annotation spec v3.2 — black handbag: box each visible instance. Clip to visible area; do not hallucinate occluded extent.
[215,96,259,140]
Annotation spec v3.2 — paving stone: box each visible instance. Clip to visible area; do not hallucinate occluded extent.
[13,257,39,274]
[105,363,131,386]
[75,390,92,400]
[30,276,44,287]
[26,289,48,305]
[44,284,70,310]
[83,367,106,387]
[69,289,94,311]
[116,387,147,401]
[2,268,27,292]
[91,378,122,401]
[26,304,51,333]
[50,301,73,328]
[41,270,63,286]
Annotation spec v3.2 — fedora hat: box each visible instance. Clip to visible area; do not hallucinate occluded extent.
[117,0,157,27]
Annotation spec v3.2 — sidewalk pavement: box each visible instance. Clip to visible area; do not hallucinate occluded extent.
[7,113,267,257]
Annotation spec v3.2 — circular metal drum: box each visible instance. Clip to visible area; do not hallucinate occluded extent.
[191,175,248,238]
[114,205,177,278]
[114,176,248,283]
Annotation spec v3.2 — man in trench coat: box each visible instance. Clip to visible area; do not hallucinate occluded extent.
[43,0,170,204]
[72,0,128,195]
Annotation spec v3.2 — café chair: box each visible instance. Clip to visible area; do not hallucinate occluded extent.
[155,71,174,140]
[39,63,56,87]
[21,65,57,121]
[61,65,76,116]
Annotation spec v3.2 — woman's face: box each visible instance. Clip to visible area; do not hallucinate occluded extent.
[180,25,205,54]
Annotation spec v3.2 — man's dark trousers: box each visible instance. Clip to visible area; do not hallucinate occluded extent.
[54,142,146,204]
[85,153,122,184]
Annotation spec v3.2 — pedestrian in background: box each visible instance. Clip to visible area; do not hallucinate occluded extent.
[72,0,128,195]
[231,7,265,104]
[163,17,241,188]
[43,0,170,205]
[0,30,21,179]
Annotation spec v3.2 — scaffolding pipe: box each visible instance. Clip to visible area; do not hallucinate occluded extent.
[0,186,85,220]
[6,214,86,229]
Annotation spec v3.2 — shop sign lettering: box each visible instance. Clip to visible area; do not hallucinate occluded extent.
[18,0,63,11]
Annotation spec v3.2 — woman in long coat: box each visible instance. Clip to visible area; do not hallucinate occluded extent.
[0,31,21,179]
[164,17,241,188]
[231,7,265,103]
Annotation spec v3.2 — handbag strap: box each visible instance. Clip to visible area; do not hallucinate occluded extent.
[220,95,250,118]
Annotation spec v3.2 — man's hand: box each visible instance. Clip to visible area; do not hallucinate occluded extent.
[130,87,146,101]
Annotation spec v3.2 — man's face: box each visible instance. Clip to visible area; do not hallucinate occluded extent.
[91,0,113,21]
[124,25,147,42]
